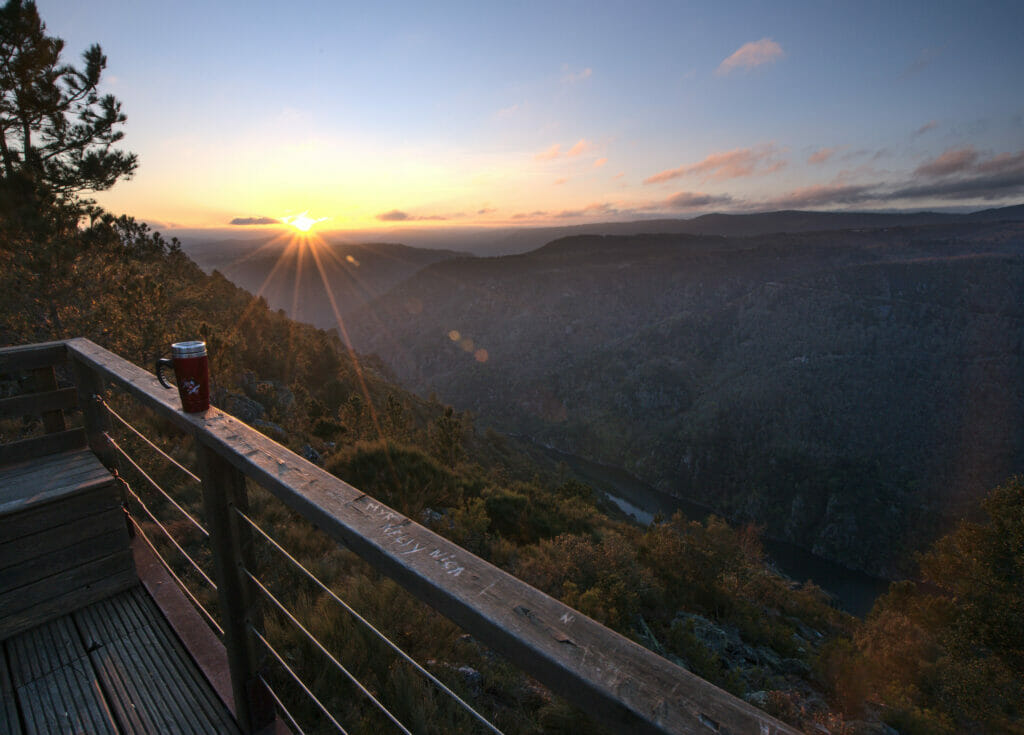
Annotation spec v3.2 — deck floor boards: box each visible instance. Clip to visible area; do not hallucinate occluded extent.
[2,585,240,734]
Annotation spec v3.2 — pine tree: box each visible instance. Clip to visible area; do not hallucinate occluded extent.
[0,0,136,230]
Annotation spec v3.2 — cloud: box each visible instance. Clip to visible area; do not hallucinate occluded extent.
[764,183,877,209]
[594,157,608,168]
[230,216,281,225]
[496,104,519,118]
[562,64,592,83]
[664,191,734,209]
[760,148,1024,208]
[976,150,1024,176]
[511,210,549,220]
[645,145,785,184]
[913,120,938,137]
[914,146,980,177]
[377,209,411,221]
[553,177,568,185]
[901,47,942,79]
[535,144,561,161]
[566,139,591,157]
[376,209,449,222]
[553,202,621,219]
[808,147,837,165]
[716,38,784,75]
[477,207,496,215]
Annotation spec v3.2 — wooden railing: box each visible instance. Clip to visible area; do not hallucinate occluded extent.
[2,338,799,735]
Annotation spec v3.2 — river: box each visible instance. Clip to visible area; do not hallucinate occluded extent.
[535,443,891,617]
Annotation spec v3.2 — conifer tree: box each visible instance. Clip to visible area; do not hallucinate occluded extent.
[0,0,136,229]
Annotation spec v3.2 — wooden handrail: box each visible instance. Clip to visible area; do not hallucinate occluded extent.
[55,337,798,735]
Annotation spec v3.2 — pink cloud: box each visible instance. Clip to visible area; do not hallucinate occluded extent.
[716,38,784,75]
[915,147,980,177]
[534,144,561,161]
[975,150,1024,176]
[644,145,785,184]
[594,157,608,168]
[808,147,837,165]
[553,177,568,185]
[566,139,591,157]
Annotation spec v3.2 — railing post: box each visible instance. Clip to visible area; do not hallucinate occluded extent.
[195,440,273,734]
[33,364,67,434]
[71,357,117,468]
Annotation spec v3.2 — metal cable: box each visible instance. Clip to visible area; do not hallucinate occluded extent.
[122,482,218,591]
[245,570,413,735]
[250,627,349,735]
[258,674,307,735]
[235,507,503,735]
[127,514,225,637]
[95,394,202,483]
[106,432,209,537]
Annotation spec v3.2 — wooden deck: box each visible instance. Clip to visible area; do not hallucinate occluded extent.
[1,585,241,734]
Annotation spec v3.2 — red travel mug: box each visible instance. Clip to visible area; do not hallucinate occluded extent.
[156,340,210,413]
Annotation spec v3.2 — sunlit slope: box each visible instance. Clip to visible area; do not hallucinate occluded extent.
[181,237,461,329]
[346,219,1024,577]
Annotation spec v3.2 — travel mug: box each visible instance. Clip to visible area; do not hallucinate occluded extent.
[156,340,210,413]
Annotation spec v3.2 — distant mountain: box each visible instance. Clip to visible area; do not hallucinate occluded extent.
[429,204,1024,255]
[178,237,461,330]
[346,216,1024,577]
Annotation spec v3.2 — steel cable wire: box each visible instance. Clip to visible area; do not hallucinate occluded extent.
[234,507,503,735]
[250,627,350,735]
[127,513,225,636]
[106,432,209,537]
[95,394,202,483]
[245,570,413,735]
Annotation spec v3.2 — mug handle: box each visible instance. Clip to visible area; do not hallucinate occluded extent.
[156,357,175,389]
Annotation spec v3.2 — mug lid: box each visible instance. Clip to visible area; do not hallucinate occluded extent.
[171,340,207,358]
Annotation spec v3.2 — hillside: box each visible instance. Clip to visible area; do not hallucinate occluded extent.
[346,217,1024,578]
[180,236,461,329]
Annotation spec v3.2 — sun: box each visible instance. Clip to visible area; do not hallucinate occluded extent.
[282,210,327,232]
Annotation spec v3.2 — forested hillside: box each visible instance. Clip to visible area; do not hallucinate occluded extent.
[346,217,1024,578]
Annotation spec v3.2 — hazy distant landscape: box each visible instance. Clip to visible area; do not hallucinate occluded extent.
[180,206,1024,579]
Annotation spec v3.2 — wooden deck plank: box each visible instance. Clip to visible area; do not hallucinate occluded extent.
[1,528,129,590]
[0,429,87,467]
[0,549,135,621]
[0,509,124,572]
[126,586,241,734]
[5,616,118,735]
[6,616,85,685]
[0,449,112,514]
[0,556,137,641]
[4,586,240,735]
[124,587,240,734]
[1,644,22,735]
[76,588,241,734]
[0,484,121,543]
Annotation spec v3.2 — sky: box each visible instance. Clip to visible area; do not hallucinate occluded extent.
[34,0,1024,231]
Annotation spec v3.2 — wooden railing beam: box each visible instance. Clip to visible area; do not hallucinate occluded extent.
[62,336,800,735]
